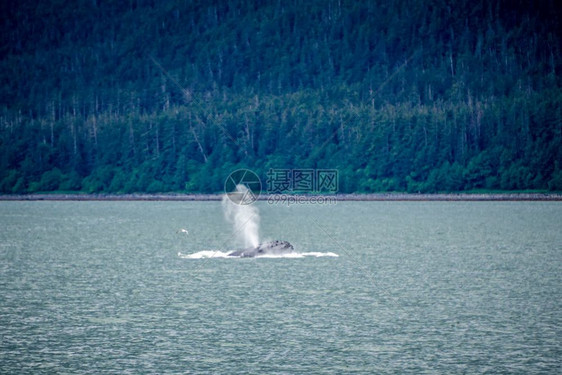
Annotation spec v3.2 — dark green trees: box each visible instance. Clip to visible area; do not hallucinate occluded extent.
[0,0,560,193]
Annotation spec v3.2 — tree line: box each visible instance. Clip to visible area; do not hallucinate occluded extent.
[1,0,561,193]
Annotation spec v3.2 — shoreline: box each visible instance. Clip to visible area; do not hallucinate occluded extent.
[1,193,561,201]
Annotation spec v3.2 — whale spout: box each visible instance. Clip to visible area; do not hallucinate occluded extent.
[229,240,294,257]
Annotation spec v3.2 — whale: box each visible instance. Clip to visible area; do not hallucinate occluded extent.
[228,240,294,257]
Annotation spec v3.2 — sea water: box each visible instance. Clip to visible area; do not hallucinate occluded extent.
[0,201,560,373]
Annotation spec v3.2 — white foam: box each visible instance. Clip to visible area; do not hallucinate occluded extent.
[257,252,340,258]
[300,252,339,257]
[258,253,305,258]
[177,250,233,259]
[178,251,339,259]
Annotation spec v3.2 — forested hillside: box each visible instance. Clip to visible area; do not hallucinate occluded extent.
[1,0,561,193]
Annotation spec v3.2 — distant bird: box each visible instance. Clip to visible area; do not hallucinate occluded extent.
[177,228,189,234]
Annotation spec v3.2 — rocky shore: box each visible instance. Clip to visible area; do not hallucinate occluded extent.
[1,193,561,201]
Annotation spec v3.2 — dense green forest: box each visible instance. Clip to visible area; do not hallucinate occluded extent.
[1,0,561,194]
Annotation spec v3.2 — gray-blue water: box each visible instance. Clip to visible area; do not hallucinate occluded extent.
[1,201,561,374]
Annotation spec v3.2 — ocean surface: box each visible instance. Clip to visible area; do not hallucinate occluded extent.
[0,201,560,374]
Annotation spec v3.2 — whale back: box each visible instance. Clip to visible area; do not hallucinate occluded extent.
[229,240,294,257]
